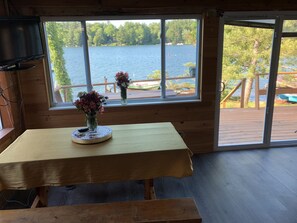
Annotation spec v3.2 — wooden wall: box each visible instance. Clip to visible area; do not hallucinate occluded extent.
[1,0,296,154]
[0,70,24,152]
[14,13,219,154]
[0,70,25,208]
[2,0,297,16]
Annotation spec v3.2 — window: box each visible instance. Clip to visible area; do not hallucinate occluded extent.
[43,16,201,106]
[0,115,2,130]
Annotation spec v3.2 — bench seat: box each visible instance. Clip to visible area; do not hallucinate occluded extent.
[0,198,202,223]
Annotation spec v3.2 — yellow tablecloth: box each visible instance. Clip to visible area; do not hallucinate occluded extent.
[0,122,193,190]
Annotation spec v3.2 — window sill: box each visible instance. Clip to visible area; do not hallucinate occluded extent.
[49,97,201,110]
[0,128,14,139]
[0,128,14,153]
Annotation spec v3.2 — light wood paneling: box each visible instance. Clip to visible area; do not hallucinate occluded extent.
[2,0,291,154]
[18,49,218,154]
[0,70,25,151]
[0,71,25,207]
[1,0,297,16]
[12,12,220,154]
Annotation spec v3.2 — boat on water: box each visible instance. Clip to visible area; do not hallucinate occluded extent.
[128,81,160,90]
[279,94,297,103]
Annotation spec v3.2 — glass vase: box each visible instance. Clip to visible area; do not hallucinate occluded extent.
[86,113,98,132]
[120,87,128,105]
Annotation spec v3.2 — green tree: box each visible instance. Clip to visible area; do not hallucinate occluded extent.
[135,23,151,45]
[46,22,73,102]
[116,22,137,45]
[149,22,161,44]
[279,21,297,72]
[104,23,117,44]
[93,26,107,46]
[223,22,297,107]
[166,20,184,44]
[166,20,196,45]
[223,25,273,107]
[60,22,82,47]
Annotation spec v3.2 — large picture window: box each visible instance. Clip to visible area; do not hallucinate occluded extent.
[43,16,201,106]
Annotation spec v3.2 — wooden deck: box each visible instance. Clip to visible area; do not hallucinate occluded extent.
[104,89,176,100]
[219,106,297,145]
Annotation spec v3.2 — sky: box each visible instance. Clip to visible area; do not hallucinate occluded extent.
[87,19,159,27]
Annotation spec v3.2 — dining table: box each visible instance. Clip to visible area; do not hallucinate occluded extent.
[0,122,193,207]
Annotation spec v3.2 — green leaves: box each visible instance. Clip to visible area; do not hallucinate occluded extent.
[46,22,73,102]
[50,20,197,47]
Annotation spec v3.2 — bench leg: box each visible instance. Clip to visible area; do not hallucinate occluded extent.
[31,186,49,208]
[144,179,156,200]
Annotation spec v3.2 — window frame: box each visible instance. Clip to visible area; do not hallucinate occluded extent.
[42,15,202,108]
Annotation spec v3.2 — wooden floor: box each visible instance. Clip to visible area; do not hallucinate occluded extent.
[4,147,297,223]
[219,106,297,145]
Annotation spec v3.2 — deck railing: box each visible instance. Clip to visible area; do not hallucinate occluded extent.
[220,72,297,109]
[220,78,246,108]
[55,76,195,102]
[255,72,297,109]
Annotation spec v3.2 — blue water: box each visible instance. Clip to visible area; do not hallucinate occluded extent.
[59,44,268,101]
[231,77,269,102]
[63,44,196,85]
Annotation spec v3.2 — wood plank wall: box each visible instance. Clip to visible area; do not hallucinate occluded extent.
[1,0,297,153]
[0,70,25,152]
[17,54,217,154]
[0,70,25,208]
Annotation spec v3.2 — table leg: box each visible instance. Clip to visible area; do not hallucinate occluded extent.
[31,186,49,208]
[144,179,156,200]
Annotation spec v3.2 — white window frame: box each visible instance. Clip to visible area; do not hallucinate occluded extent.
[215,11,297,151]
[42,15,202,108]
[0,114,3,130]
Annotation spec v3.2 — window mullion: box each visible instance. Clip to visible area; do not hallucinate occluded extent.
[195,19,201,98]
[161,19,166,99]
[81,21,92,92]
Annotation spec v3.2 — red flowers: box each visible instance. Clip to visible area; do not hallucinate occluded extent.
[74,90,107,115]
[115,71,131,88]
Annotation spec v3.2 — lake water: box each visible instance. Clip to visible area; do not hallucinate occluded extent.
[60,44,267,101]
[63,44,196,85]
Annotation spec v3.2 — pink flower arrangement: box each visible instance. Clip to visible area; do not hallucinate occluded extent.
[115,71,131,88]
[74,90,107,115]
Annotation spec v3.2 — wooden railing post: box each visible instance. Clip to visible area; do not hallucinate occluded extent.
[240,78,246,108]
[220,78,245,107]
[255,74,260,109]
[63,89,67,102]
[104,76,108,93]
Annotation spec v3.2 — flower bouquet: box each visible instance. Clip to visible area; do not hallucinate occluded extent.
[115,71,131,105]
[74,90,107,132]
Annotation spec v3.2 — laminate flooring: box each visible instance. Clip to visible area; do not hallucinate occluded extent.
[4,147,297,223]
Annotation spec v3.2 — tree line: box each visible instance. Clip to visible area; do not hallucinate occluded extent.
[52,19,197,47]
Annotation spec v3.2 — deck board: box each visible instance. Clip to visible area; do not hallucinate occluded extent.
[219,106,297,145]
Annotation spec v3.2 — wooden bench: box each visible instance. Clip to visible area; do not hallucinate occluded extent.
[0,198,202,223]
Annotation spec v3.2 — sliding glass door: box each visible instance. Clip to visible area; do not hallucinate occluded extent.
[216,14,297,150]
[271,20,297,142]
[218,18,275,147]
